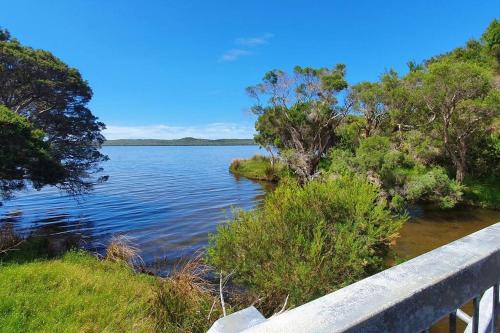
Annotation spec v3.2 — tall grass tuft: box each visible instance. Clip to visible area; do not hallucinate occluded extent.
[105,235,142,267]
[0,221,23,254]
[151,253,225,332]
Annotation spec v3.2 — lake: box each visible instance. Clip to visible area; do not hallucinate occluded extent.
[0,146,269,267]
[1,146,499,274]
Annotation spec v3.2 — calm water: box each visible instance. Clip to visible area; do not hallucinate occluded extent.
[1,145,499,270]
[0,146,269,265]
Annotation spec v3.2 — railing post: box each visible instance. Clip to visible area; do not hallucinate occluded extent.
[492,284,498,333]
[472,296,480,333]
[449,311,457,333]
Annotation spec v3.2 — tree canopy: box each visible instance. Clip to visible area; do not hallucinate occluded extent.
[0,28,107,200]
[249,19,500,208]
[247,65,351,181]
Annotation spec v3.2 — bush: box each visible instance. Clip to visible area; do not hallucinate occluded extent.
[326,136,463,209]
[463,175,500,208]
[229,155,286,182]
[355,136,392,171]
[404,166,463,208]
[207,176,405,313]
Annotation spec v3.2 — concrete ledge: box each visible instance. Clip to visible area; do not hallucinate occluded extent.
[208,306,266,333]
[240,222,500,333]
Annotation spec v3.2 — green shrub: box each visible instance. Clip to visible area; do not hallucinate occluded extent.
[404,166,463,208]
[326,135,463,209]
[229,155,286,182]
[463,175,500,208]
[355,136,392,171]
[327,148,356,175]
[207,176,405,313]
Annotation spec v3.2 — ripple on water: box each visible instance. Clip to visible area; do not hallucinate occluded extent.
[0,145,268,266]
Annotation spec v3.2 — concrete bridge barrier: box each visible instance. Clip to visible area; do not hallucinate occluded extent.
[209,222,500,333]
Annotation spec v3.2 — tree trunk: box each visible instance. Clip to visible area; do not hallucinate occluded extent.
[456,163,466,183]
[455,138,468,183]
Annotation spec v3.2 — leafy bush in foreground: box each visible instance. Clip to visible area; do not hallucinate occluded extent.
[207,176,405,313]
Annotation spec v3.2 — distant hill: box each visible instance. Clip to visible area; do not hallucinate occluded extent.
[103,137,256,146]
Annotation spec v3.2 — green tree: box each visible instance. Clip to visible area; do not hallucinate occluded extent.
[482,19,500,65]
[0,28,107,198]
[253,111,280,165]
[247,65,351,181]
[349,81,388,137]
[407,59,499,182]
[0,105,64,199]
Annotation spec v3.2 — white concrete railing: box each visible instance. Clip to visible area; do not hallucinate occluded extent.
[209,222,500,333]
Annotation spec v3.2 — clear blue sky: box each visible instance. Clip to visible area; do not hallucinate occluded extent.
[1,1,498,139]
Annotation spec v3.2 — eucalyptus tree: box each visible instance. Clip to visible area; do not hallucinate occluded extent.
[349,81,388,137]
[481,19,500,65]
[407,59,499,182]
[0,28,107,199]
[247,65,351,181]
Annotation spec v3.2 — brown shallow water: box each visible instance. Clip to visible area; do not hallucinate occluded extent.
[393,206,500,332]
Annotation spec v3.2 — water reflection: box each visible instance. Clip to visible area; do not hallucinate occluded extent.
[394,205,500,260]
[0,210,95,257]
[0,146,268,265]
[393,206,500,333]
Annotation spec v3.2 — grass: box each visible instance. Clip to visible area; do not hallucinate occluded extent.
[463,175,500,209]
[0,251,157,333]
[0,238,225,333]
[229,155,285,182]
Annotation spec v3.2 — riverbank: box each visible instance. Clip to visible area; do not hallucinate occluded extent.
[0,238,224,333]
[231,156,500,210]
[462,176,500,209]
[229,155,286,182]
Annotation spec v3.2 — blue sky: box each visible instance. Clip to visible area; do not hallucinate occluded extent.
[1,1,499,139]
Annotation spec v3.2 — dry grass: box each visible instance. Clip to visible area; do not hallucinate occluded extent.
[105,235,143,267]
[150,253,226,332]
[0,221,23,254]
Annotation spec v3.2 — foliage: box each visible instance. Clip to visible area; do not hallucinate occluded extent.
[463,175,500,209]
[0,29,107,198]
[207,176,405,313]
[349,81,388,137]
[334,115,364,151]
[229,155,286,182]
[0,247,224,333]
[326,136,463,209]
[481,19,500,65]
[403,167,463,209]
[0,105,65,199]
[247,65,351,181]
[405,58,498,182]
